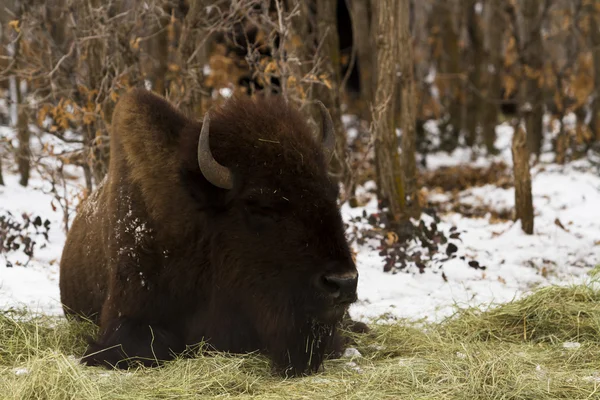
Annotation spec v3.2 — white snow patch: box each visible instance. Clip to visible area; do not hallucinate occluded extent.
[583,373,600,383]
[219,88,233,98]
[13,367,29,376]
[562,342,581,350]
[342,347,362,358]
[345,361,363,373]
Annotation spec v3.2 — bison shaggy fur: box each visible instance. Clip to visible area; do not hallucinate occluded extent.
[59,88,360,376]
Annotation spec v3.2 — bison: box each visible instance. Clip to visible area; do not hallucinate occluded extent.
[59,88,360,376]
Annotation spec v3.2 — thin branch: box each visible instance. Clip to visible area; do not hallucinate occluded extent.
[48,41,75,77]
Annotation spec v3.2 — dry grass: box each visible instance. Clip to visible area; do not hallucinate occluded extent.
[2,277,600,399]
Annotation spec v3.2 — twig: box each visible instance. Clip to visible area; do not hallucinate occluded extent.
[48,41,75,77]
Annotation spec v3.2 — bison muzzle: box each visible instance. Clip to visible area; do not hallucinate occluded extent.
[59,88,359,376]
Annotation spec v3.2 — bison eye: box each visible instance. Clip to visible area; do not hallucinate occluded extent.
[243,200,281,229]
[247,205,278,218]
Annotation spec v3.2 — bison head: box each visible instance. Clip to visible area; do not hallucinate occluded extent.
[184,96,358,374]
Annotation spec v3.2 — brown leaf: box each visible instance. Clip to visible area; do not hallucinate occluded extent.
[264,61,277,74]
[554,218,569,232]
[385,232,399,246]
[9,20,20,32]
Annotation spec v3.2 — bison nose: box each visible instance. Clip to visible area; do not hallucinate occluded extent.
[319,271,358,303]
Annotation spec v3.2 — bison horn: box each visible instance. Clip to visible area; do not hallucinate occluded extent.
[316,100,335,162]
[197,112,234,190]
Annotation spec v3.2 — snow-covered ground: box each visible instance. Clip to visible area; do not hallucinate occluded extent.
[347,123,600,322]
[1,121,599,325]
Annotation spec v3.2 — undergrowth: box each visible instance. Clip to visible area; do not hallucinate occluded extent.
[2,279,600,399]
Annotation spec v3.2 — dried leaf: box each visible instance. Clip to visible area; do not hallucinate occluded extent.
[554,218,569,232]
[385,231,399,246]
[9,20,20,32]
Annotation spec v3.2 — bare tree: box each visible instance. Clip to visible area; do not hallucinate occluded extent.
[547,0,586,164]
[0,2,11,186]
[510,0,550,156]
[512,125,534,234]
[398,0,419,218]
[464,0,485,149]
[349,0,372,121]
[9,0,30,187]
[0,136,4,185]
[372,0,405,219]
[504,0,548,233]
[482,0,506,154]
[15,73,29,187]
[430,0,463,152]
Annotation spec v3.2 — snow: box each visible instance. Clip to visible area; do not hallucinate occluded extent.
[1,120,599,328]
[219,87,233,98]
[563,342,581,350]
[0,170,72,315]
[345,141,600,323]
[342,348,362,358]
[419,122,514,170]
[12,367,29,376]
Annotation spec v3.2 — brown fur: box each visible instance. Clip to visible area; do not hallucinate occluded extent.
[59,88,360,376]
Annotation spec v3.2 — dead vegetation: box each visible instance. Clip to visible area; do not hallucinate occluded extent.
[2,277,600,399]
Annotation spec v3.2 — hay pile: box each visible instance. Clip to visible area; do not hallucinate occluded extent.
[2,277,600,399]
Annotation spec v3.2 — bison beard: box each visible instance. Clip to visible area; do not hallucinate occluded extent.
[59,88,360,376]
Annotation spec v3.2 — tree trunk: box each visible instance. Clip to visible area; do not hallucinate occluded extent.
[519,0,544,157]
[589,3,600,142]
[373,0,404,219]
[482,0,505,154]
[15,78,30,187]
[431,0,462,152]
[7,1,30,187]
[316,0,349,186]
[397,0,419,219]
[464,0,485,148]
[511,124,534,234]
[46,0,68,49]
[350,0,372,120]
[0,154,4,186]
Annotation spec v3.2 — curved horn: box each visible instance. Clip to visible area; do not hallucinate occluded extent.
[197,112,234,190]
[315,100,335,162]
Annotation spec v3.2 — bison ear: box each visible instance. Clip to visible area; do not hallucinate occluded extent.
[113,88,188,145]
[315,101,335,162]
